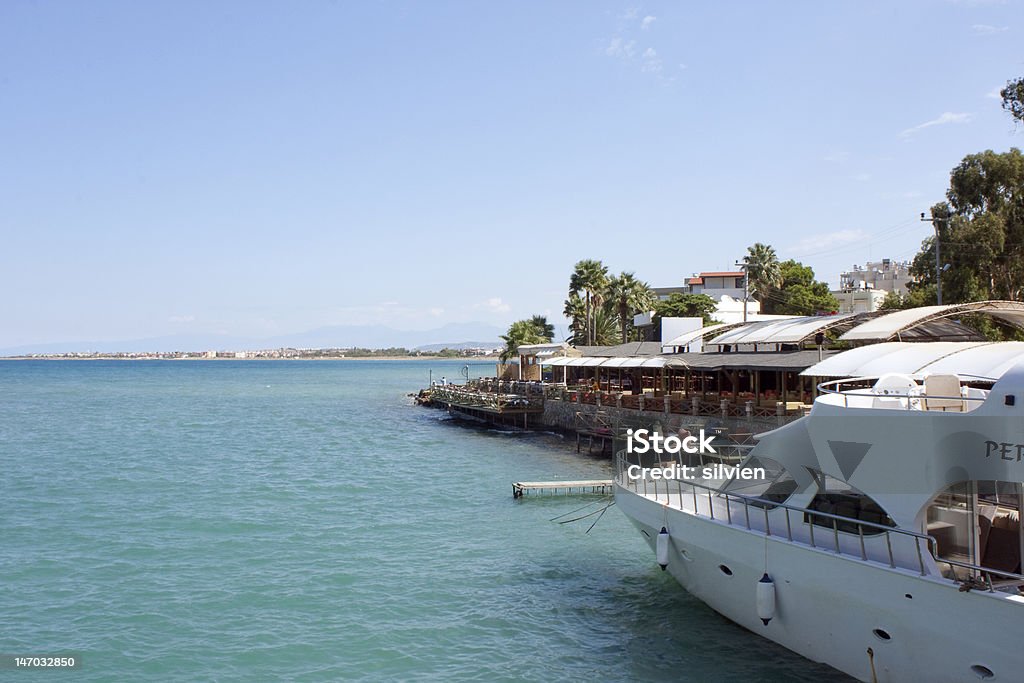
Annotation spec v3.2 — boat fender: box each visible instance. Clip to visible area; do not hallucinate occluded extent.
[756,573,775,625]
[656,527,670,570]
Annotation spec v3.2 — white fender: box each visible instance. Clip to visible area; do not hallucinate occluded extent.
[656,527,670,570]
[757,573,776,625]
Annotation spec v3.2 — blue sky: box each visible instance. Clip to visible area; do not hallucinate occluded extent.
[1,1,1021,348]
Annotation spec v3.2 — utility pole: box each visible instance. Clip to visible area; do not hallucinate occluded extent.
[920,212,950,305]
[735,258,750,323]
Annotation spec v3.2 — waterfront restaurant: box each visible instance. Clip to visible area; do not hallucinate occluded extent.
[538,301,1024,417]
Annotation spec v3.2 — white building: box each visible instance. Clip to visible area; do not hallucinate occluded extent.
[832,259,915,313]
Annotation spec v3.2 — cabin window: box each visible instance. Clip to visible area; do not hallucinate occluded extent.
[927,481,1022,574]
[720,456,797,509]
[804,470,894,535]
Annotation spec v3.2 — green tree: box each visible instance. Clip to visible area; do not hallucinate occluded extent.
[589,302,621,346]
[568,259,609,346]
[910,150,1024,304]
[563,293,587,345]
[761,260,839,315]
[1002,76,1024,124]
[499,317,554,362]
[529,315,555,341]
[652,293,719,339]
[744,242,783,300]
[606,271,656,343]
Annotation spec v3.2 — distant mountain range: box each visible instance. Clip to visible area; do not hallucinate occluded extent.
[0,322,507,356]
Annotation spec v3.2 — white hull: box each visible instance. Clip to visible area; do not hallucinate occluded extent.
[616,483,1024,683]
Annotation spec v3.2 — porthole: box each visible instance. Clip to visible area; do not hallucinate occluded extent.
[872,628,891,642]
[971,664,994,680]
[904,593,913,599]
[718,564,733,576]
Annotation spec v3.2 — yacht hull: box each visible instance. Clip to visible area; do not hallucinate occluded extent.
[616,483,1023,683]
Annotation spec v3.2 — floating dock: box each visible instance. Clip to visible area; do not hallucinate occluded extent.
[512,480,614,499]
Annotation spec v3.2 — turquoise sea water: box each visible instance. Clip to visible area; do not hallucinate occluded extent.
[0,360,836,681]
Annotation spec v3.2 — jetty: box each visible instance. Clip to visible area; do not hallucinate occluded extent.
[512,480,613,498]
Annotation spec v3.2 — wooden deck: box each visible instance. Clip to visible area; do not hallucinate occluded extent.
[512,480,614,498]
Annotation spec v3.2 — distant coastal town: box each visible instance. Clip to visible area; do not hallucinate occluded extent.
[7,346,502,361]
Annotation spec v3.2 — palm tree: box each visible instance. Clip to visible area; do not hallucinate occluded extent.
[590,303,621,346]
[606,272,656,343]
[744,243,783,301]
[529,315,555,342]
[499,318,550,362]
[568,259,609,345]
[563,293,586,345]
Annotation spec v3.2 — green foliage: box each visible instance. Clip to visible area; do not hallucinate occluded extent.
[567,259,610,346]
[606,271,656,343]
[760,260,839,315]
[910,150,1024,304]
[1002,77,1024,124]
[744,242,782,298]
[653,293,719,332]
[589,303,622,346]
[499,316,554,362]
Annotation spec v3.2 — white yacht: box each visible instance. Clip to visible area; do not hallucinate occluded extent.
[615,353,1024,682]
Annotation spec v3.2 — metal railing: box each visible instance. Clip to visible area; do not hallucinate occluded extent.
[816,376,987,411]
[615,451,936,576]
[430,385,544,412]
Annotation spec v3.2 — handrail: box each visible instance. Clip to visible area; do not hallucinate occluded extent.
[614,451,936,575]
[815,376,988,410]
[939,557,1024,591]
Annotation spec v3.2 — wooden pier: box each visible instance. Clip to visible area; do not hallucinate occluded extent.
[512,480,614,499]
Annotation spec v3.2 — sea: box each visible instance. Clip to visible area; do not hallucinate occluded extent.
[0,360,838,681]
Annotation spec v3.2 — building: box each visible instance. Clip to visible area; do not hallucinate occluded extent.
[832,259,915,314]
[635,271,762,338]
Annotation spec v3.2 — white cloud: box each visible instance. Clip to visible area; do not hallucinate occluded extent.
[641,47,662,73]
[851,172,872,182]
[822,150,849,163]
[621,6,639,20]
[641,15,657,30]
[898,112,972,138]
[606,37,636,58]
[973,23,1009,34]
[786,229,868,256]
[986,85,1004,99]
[168,315,195,323]
[475,297,511,313]
[429,307,444,317]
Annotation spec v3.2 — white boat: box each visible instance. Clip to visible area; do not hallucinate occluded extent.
[615,364,1024,682]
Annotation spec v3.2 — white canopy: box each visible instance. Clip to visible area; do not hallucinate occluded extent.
[540,355,678,369]
[708,314,852,346]
[801,341,1024,379]
[661,323,741,348]
[838,301,1024,342]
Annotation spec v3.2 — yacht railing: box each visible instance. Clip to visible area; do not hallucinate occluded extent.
[816,376,987,410]
[615,451,936,576]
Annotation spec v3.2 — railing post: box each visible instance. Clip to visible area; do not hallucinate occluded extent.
[745,400,753,421]
[664,396,671,414]
[691,396,699,416]
[886,532,895,568]
[785,508,792,541]
[720,399,728,419]
[638,395,645,411]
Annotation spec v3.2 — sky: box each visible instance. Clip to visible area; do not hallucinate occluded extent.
[1,0,1022,349]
